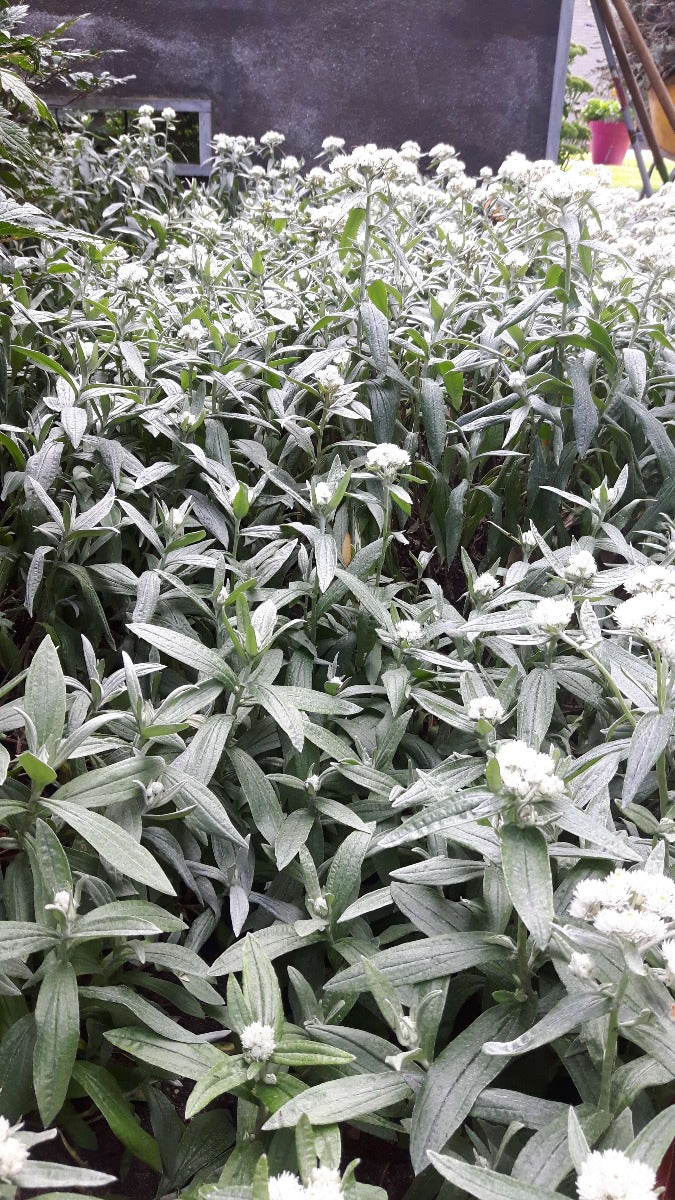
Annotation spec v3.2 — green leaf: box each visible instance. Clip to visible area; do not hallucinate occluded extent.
[411,1006,522,1173]
[420,378,446,465]
[33,961,79,1125]
[324,933,510,991]
[105,1028,222,1080]
[242,935,284,1029]
[263,1072,413,1129]
[0,921,58,961]
[128,623,237,687]
[428,1151,563,1199]
[499,825,553,948]
[623,710,674,804]
[24,635,65,749]
[567,357,598,458]
[483,992,611,1057]
[516,668,556,749]
[45,799,175,894]
[72,1061,161,1171]
[360,300,389,372]
[326,827,372,919]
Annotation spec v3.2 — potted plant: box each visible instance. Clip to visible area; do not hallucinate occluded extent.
[582,97,630,165]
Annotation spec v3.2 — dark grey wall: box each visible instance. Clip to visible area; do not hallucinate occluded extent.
[29,0,571,171]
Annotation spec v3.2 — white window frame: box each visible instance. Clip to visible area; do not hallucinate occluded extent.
[49,95,213,176]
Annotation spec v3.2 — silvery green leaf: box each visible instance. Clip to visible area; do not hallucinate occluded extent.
[45,798,175,894]
[412,1005,524,1172]
[623,347,647,399]
[512,1106,611,1190]
[129,622,237,686]
[429,1151,562,1198]
[483,992,611,1057]
[360,300,389,372]
[325,933,511,992]
[622,710,674,804]
[24,634,65,751]
[105,1028,222,1080]
[120,339,146,382]
[420,378,446,464]
[516,668,555,748]
[500,825,553,948]
[315,532,338,593]
[262,1071,412,1130]
[274,809,314,870]
[248,683,304,751]
[326,827,372,919]
[210,922,324,976]
[229,747,284,842]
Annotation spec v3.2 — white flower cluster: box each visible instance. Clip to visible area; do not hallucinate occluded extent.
[365,444,410,478]
[576,1149,659,1200]
[570,868,675,946]
[330,144,418,185]
[313,482,334,508]
[178,319,207,347]
[240,1020,276,1061]
[213,133,256,156]
[564,550,597,584]
[260,130,285,149]
[0,1118,28,1183]
[269,1166,343,1200]
[468,695,505,725]
[314,365,343,394]
[116,261,148,290]
[495,740,565,801]
[393,619,426,646]
[531,596,575,635]
[625,563,675,600]
[472,572,499,600]
[613,581,675,661]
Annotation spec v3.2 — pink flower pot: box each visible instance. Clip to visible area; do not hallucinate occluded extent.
[589,119,630,166]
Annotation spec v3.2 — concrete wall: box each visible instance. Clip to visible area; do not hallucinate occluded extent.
[29,0,571,172]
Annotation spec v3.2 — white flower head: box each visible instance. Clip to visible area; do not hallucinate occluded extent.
[137,115,155,135]
[0,1136,28,1182]
[468,695,505,725]
[322,136,345,153]
[495,739,564,801]
[161,106,176,121]
[531,597,574,634]
[260,130,285,148]
[269,1171,307,1200]
[138,104,154,117]
[576,1148,659,1200]
[394,619,426,646]
[365,444,410,478]
[178,319,207,347]
[306,1165,344,1200]
[313,481,334,508]
[116,261,148,290]
[593,906,667,945]
[565,551,597,584]
[507,370,528,392]
[46,888,77,921]
[240,1020,276,1061]
[473,572,499,600]
[568,952,596,980]
[314,365,343,394]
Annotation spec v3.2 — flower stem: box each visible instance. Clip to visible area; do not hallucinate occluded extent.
[598,972,628,1112]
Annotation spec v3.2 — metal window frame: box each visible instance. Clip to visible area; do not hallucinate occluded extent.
[546,0,576,160]
[48,95,212,176]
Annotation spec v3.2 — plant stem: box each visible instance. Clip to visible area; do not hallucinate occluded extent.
[376,484,391,587]
[599,973,628,1112]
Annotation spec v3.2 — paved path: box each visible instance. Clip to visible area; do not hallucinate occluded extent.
[572,0,605,88]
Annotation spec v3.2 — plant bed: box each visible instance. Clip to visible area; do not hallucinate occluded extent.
[1,63,675,1200]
